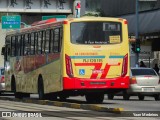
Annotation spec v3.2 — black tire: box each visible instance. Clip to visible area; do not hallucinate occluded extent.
[85,94,93,103]
[45,93,57,100]
[23,93,30,98]
[11,78,23,99]
[154,94,160,101]
[85,94,104,103]
[95,94,104,103]
[108,94,114,100]
[15,92,23,99]
[59,96,67,101]
[123,91,130,100]
[138,95,145,100]
[123,94,130,100]
[38,77,45,100]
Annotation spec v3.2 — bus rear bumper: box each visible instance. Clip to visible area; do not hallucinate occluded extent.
[63,76,129,90]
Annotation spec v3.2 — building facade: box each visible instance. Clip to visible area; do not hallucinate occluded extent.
[85,0,160,16]
[85,0,160,67]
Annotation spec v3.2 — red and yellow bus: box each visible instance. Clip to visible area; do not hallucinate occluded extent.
[2,17,130,103]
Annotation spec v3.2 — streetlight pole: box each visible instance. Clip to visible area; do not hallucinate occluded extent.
[135,0,139,66]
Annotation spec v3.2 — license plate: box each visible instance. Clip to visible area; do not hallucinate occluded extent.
[142,88,154,92]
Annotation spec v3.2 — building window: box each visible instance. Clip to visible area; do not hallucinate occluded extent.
[139,1,158,11]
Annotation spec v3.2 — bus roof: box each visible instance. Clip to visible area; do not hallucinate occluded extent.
[6,17,127,36]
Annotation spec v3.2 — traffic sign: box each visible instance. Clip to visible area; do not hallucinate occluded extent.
[1,15,21,29]
[42,15,66,20]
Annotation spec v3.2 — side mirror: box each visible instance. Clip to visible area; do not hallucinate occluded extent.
[1,47,5,55]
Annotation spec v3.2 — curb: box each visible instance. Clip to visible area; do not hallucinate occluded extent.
[0,97,123,113]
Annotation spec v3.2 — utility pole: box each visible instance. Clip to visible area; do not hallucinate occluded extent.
[135,0,139,66]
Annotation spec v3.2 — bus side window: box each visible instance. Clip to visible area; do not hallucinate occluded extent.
[54,28,59,53]
[50,29,54,53]
[31,32,35,55]
[45,30,51,53]
[42,30,46,54]
[4,46,10,61]
[17,35,22,56]
[4,36,11,60]
[34,32,38,54]
[24,33,31,55]
[37,31,43,54]
[52,28,62,53]
[21,34,25,56]
[59,27,63,52]
[11,36,16,57]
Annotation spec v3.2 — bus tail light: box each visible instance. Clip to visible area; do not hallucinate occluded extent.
[121,54,128,77]
[65,54,73,77]
[0,76,5,83]
[130,77,137,84]
[124,20,128,24]
[63,21,68,24]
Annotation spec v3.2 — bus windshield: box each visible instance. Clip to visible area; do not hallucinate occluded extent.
[71,22,122,44]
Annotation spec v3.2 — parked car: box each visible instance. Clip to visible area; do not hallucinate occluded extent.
[0,67,5,93]
[123,67,160,100]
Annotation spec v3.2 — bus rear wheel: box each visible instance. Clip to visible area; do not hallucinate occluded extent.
[15,92,23,99]
[85,93,104,103]
[38,77,45,100]
[108,94,114,100]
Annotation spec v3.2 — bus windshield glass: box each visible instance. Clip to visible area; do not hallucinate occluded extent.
[71,22,122,44]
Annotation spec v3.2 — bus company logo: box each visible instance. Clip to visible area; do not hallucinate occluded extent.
[1,112,42,117]
[92,69,104,74]
[79,69,85,75]
[2,112,11,117]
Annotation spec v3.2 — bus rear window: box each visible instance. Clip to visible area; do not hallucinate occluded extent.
[71,22,122,44]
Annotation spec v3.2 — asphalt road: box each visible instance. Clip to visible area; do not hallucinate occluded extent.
[0,99,143,120]
[68,95,160,111]
[1,93,160,111]
[0,93,160,120]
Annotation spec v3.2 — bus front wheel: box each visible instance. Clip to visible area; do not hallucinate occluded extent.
[38,77,45,100]
[108,94,114,100]
[11,79,23,99]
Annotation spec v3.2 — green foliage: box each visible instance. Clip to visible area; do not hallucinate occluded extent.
[83,8,105,17]
[84,12,100,17]
[96,8,105,17]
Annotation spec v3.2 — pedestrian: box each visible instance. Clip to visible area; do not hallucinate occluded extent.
[153,63,159,75]
[139,61,146,67]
